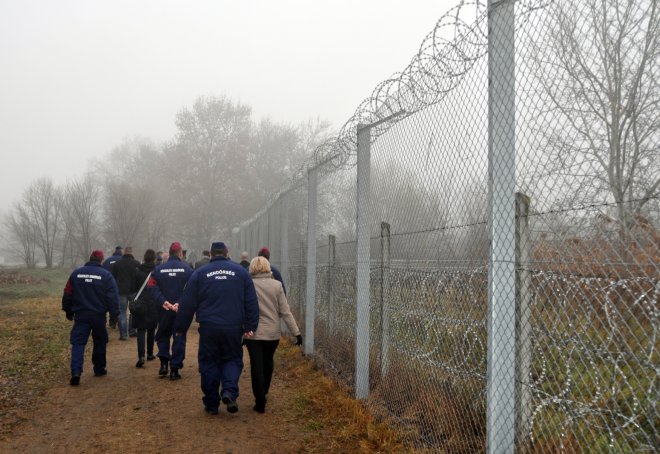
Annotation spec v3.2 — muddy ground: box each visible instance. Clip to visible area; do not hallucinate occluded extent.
[1,326,341,453]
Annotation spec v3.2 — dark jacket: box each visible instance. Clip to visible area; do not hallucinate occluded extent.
[62,262,120,319]
[102,253,122,272]
[194,256,210,269]
[271,265,286,295]
[133,262,158,330]
[239,260,250,270]
[175,256,259,333]
[147,255,193,307]
[112,254,140,295]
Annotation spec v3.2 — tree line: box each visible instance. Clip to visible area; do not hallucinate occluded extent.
[3,95,331,268]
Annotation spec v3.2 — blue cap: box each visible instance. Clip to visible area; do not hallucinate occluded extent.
[211,242,227,251]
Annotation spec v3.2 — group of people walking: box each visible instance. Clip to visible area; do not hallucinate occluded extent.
[61,241,302,415]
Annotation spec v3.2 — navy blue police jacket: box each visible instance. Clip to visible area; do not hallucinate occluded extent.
[102,252,122,272]
[270,265,286,295]
[175,256,259,334]
[62,261,120,318]
[147,255,193,306]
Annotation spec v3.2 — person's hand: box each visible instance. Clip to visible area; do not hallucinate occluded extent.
[244,330,254,339]
[163,301,173,311]
[66,311,74,321]
[295,334,303,346]
[172,303,179,312]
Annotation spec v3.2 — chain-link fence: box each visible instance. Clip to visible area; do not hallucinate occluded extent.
[232,0,659,451]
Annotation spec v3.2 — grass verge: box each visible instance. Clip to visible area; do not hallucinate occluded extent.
[0,295,70,438]
[275,342,405,453]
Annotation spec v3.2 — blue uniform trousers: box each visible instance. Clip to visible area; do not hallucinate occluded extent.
[198,325,243,411]
[156,310,186,368]
[70,314,108,375]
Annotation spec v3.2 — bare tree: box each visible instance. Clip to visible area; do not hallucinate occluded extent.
[3,204,38,268]
[104,181,152,249]
[63,174,102,261]
[21,178,62,268]
[532,0,659,242]
[164,95,252,250]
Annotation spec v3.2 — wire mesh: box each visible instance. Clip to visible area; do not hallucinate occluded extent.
[236,0,659,451]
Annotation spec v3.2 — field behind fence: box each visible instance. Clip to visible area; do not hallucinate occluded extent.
[233,0,659,452]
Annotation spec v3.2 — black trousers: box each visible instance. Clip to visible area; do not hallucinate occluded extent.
[245,339,280,406]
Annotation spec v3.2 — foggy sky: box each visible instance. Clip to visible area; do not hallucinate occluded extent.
[0,0,457,213]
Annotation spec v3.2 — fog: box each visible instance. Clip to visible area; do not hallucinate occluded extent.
[0,0,456,213]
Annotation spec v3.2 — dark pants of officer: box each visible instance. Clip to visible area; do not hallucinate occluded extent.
[155,310,186,368]
[70,314,108,375]
[198,325,243,411]
[245,339,279,407]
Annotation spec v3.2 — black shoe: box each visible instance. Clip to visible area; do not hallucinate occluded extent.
[94,369,107,376]
[222,395,238,413]
[204,406,218,415]
[129,333,137,338]
[253,404,265,414]
[158,360,169,376]
[70,375,80,386]
[119,337,128,341]
[169,368,181,380]
[146,354,156,361]
[136,358,145,368]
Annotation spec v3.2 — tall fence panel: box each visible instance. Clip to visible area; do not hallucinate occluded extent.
[235,0,659,451]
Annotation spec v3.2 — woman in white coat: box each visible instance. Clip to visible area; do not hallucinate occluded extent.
[245,256,302,413]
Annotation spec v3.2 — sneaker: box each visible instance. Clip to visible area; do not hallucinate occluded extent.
[146,354,156,361]
[169,368,181,380]
[70,375,81,386]
[222,395,238,413]
[158,360,169,377]
[94,369,107,376]
[204,406,218,415]
[136,358,145,368]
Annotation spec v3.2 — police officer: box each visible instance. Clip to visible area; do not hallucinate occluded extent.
[257,247,286,294]
[103,245,123,272]
[62,250,121,386]
[175,241,259,415]
[147,241,193,380]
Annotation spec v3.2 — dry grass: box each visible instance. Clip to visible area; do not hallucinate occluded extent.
[0,295,70,437]
[275,343,405,453]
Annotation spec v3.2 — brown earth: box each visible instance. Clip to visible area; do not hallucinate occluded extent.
[0,270,47,285]
[0,327,343,453]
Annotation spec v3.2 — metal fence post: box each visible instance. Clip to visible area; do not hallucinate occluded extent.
[515,192,532,445]
[281,194,290,295]
[260,212,267,249]
[356,125,371,399]
[380,221,391,378]
[304,167,318,355]
[327,234,336,336]
[487,0,517,452]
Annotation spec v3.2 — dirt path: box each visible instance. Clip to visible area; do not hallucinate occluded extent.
[3,326,316,453]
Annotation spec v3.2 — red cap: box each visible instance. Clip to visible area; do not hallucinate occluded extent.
[91,250,104,260]
[258,247,270,259]
[169,242,183,253]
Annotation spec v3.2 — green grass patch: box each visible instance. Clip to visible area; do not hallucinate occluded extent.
[0,267,72,437]
[0,267,71,304]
